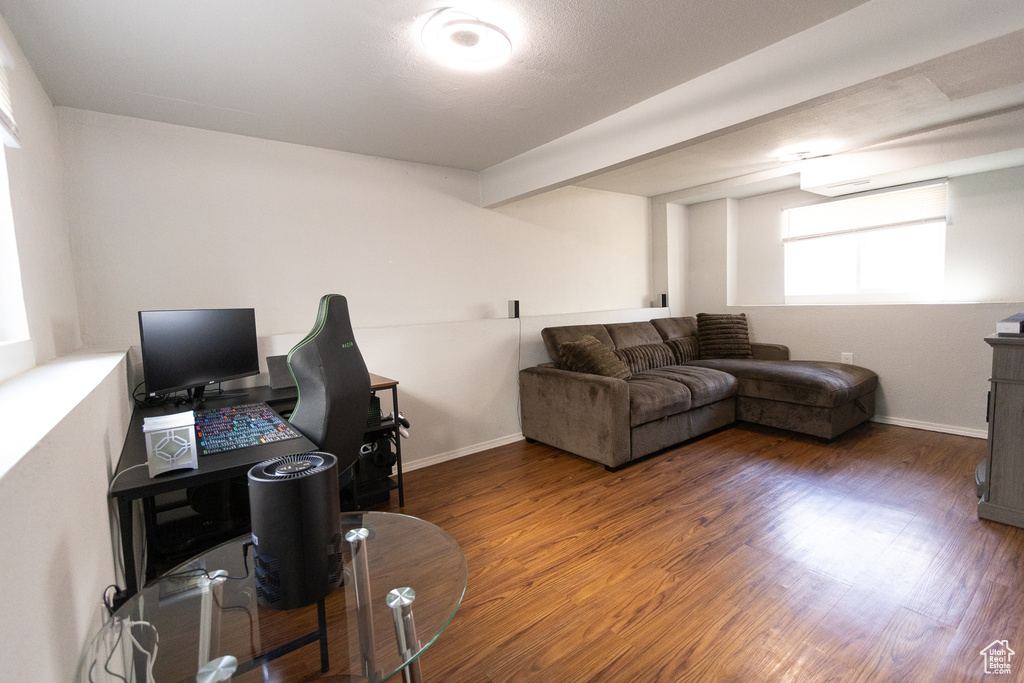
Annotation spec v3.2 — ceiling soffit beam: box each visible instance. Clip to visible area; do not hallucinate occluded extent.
[652,168,802,206]
[654,101,1024,205]
[478,0,1024,208]
[800,106,1024,195]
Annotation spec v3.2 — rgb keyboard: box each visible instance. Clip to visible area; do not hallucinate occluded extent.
[194,402,303,456]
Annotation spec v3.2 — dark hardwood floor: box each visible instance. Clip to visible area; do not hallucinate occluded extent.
[260,422,1024,681]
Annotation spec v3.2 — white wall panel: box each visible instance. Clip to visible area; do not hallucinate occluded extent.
[57,109,651,348]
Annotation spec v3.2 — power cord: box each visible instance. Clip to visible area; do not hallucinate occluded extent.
[87,617,158,683]
[108,463,148,494]
[103,584,132,616]
[157,541,254,584]
[132,381,230,408]
[103,540,253,617]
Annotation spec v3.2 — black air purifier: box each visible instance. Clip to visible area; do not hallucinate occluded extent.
[248,452,343,609]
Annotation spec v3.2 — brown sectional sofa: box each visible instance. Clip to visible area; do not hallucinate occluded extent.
[519,316,878,470]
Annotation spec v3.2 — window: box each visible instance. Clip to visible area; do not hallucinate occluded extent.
[783,181,947,304]
[0,39,31,384]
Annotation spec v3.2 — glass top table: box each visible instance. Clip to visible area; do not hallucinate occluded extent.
[78,512,467,682]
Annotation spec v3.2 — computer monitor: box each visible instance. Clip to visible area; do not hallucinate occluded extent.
[138,308,260,403]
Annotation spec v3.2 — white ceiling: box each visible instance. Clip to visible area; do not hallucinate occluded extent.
[578,31,1024,200]
[2,0,1024,204]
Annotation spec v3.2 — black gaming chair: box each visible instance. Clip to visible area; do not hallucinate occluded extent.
[286,294,371,493]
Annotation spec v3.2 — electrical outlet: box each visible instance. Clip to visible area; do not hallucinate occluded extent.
[840,352,854,364]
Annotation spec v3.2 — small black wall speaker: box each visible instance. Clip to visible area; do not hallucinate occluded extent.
[248,452,342,609]
[508,299,519,318]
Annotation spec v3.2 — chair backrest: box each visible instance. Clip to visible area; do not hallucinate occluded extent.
[287,294,370,480]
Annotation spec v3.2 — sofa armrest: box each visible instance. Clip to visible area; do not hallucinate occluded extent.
[519,364,631,469]
[751,343,789,361]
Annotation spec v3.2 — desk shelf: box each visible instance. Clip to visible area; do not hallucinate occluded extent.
[112,376,407,597]
[349,377,406,509]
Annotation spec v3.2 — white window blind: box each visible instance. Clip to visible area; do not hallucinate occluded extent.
[785,181,947,242]
[0,40,18,148]
[782,181,948,304]
[0,35,29,383]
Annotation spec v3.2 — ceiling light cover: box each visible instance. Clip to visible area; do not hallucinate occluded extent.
[421,8,512,71]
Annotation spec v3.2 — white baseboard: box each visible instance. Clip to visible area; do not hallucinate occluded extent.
[401,433,524,472]
[400,418,986,475]
[871,415,987,440]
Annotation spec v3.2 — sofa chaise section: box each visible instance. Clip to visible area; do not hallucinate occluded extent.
[650,318,878,440]
[691,359,877,439]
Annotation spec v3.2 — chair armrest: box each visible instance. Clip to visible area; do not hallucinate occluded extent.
[751,343,789,361]
[519,364,631,469]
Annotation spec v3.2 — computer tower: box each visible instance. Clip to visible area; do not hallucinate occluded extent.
[248,452,343,609]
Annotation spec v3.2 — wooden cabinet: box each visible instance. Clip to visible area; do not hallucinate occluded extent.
[979,334,1024,528]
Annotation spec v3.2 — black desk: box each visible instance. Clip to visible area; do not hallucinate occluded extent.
[111,386,316,597]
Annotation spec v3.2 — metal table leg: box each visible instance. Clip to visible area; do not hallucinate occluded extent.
[386,587,422,683]
[347,527,378,679]
[197,569,228,670]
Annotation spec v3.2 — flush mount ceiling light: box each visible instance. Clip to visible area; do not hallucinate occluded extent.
[421,8,512,71]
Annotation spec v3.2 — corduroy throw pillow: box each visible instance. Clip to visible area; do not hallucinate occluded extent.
[696,313,753,359]
[559,335,632,379]
[666,336,700,363]
[614,342,674,374]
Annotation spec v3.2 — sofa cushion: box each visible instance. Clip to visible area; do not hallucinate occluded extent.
[687,359,878,408]
[542,325,615,367]
[651,316,698,341]
[751,343,790,361]
[559,335,632,380]
[606,321,663,349]
[640,365,738,408]
[626,375,692,427]
[697,313,753,359]
[614,343,675,374]
[666,337,700,364]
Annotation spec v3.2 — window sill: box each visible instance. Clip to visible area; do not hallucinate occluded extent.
[0,338,34,384]
[0,350,126,480]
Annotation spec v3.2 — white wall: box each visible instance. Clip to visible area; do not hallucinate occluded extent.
[734,190,788,305]
[945,167,1024,302]
[684,166,1024,435]
[0,354,129,682]
[686,199,731,311]
[650,202,687,315]
[57,109,651,345]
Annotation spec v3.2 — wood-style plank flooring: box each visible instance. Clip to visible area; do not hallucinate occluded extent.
[262,422,1024,681]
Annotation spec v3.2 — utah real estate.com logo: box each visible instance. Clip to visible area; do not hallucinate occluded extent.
[980,640,1015,675]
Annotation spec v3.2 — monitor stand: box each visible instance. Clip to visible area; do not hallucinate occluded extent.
[188,385,208,409]
[188,385,250,409]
